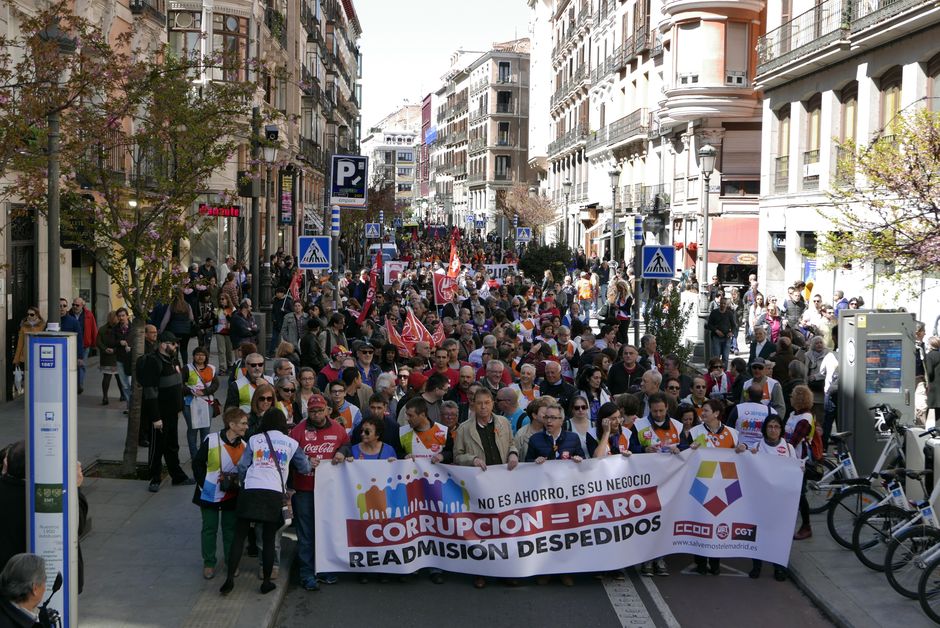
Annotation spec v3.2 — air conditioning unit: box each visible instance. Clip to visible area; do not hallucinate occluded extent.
[906,427,928,501]
[725,71,748,87]
[677,73,699,85]
[802,162,820,178]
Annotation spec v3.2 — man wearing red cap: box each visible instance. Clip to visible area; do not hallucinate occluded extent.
[289,394,349,591]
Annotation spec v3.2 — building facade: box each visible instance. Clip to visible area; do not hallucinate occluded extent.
[755,0,940,323]
[359,104,421,214]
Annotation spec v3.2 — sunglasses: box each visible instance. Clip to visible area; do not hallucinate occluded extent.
[667,386,680,390]
[573,405,588,410]
[281,388,295,393]
[752,365,764,370]
[359,350,374,355]
[258,395,274,401]
[248,362,264,367]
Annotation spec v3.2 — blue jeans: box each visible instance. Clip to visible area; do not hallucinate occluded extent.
[116,362,132,414]
[710,336,730,367]
[182,404,210,461]
[77,360,86,390]
[293,491,316,581]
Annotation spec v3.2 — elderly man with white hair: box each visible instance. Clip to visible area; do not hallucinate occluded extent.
[0,553,47,626]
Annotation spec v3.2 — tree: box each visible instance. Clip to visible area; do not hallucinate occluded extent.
[518,242,573,284]
[644,286,694,366]
[0,4,256,473]
[497,183,557,234]
[823,108,940,275]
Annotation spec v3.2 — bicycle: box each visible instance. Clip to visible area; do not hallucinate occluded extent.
[885,486,940,599]
[825,404,907,549]
[805,430,854,514]
[852,468,930,571]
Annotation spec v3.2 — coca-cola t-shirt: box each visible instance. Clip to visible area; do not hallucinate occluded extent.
[289,419,349,491]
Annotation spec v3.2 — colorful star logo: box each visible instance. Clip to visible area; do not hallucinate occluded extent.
[689,460,742,516]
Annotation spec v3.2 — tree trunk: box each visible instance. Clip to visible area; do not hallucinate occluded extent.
[120,317,146,475]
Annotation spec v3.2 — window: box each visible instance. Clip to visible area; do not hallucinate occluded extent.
[496,91,512,113]
[169,11,203,74]
[804,94,821,189]
[725,23,748,86]
[397,151,414,162]
[837,83,858,184]
[676,22,700,85]
[498,61,511,83]
[213,14,249,82]
[775,107,790,193]
[928,54,940,111]
[879,66,902,137]
[276,76,287,113]
[397,167,412,176]
[397,183,413,192]
[495,156,511,180]
[497,122,510,146]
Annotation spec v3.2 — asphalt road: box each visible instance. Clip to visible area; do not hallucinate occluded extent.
[275,555,834,628]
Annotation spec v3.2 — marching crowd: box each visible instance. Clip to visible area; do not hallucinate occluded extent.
[4,224,940,610]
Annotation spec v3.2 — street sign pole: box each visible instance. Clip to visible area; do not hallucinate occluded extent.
[634,215,643,347]
[331,205,340,312]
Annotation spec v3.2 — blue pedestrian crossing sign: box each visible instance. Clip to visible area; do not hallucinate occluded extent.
[516,227,532,242]
[364,223,381,238]
[641,245,675,279]
[475,218,486,229]
[466,215,474,225]
[297,236,331,269]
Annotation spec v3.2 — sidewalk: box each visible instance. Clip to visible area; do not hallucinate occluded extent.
[1,358,293,628]
[787,511,931,628]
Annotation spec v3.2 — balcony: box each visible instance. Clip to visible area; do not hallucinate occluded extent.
[453,164,467,176]
[774,156,789,193]
[494,101,523,115]
[834,145,855,186]
[607,108,649,149]
[300,137,325,170]
[634,22,651,54]
[468,172,485,184]
[802,149,820,190]
[469,137,486,154]
[129,0,166,25]
[641,184,671,211]
[757,0,850,76]
[265,7,287,50]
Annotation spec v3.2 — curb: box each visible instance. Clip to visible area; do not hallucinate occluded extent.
[786,559,856,628]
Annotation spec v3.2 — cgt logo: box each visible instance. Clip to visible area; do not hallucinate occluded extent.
[732,522,757,541]
[689,460,743,516]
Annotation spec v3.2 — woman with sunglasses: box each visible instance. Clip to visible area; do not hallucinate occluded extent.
[182,346,220,460]
[246,384,276,438]
[273,377,302,429]
[747,293,766,344]
[12,307,46,392]
[575,365,611,425]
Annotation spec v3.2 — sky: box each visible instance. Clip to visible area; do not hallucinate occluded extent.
[355,0,533,130]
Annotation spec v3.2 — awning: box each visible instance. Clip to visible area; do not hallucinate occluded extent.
[584,216,609,237]
[709,216,759,265]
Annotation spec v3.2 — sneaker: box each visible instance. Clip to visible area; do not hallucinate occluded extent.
[317,573,338,585]
[148,482,160,493]
[793,526,812,541]
[773,567,788,581]
[640,562,654,577]
[203,567,215,580]
[302,577,320,591]
[653,560,669,577]
[748,565,761,579]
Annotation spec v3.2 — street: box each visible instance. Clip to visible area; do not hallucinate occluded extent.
[276,554,833,628]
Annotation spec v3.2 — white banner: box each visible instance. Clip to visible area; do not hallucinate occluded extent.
[383,260,409,285]
[465,264,518,286]
[314,449,801,576]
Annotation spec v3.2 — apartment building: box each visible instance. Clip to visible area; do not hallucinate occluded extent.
[532,0,762,291]
[359,104,421,213]
[430,43,531,231]
[755,0,940,320]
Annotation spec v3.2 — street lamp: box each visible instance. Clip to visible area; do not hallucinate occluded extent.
[259,126,278,353]
[562,178,572,247]
[608,167,621,263]
[40,21,77,325]
[697,143,717,314]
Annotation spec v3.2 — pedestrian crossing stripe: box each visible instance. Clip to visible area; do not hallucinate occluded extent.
[298,236,331,269]
[365,223,381,238]
[641,245,675,279]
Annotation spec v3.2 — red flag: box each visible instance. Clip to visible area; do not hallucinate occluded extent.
[288,269,302,303]
[402,307,434,347]
[431,322,446,348]
[446,242,461,278]
[385,315,413,358]
[357,252,380,325]
[432,273,459,307]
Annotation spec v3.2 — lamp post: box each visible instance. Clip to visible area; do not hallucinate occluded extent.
[260,131,278,313]
[608,167,621,264]
[697,144,717,314]
[562,178,572,247]
[40,22,77,325]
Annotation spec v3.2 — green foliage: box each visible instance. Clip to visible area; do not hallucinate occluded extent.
[518,242,572,283]
[823,108,940,276]
[644,286,693,366]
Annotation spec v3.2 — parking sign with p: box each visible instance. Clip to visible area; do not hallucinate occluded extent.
[330,154,368,208]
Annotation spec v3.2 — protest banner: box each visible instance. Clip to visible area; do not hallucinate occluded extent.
[383,261,409,285]
[465,264,517,285]
[432,273,459,306]
[314,449,801,577]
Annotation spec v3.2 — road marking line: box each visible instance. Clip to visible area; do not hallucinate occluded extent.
[602,575,656,627]
[634,575,682,628]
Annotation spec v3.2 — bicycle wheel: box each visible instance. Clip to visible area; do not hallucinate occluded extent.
[851,504,911,570]
[827,485,881,549]
[807,458,840,515]
[886,525,940,599]
[918,552,940,623]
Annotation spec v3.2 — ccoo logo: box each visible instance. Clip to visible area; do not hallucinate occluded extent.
[689,460,743,516]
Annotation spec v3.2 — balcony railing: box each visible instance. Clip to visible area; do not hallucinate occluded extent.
[774,156,790,193]
[608,108,649,147]
[757,0,850,74]
[494,101,521,115]
[129,0,166,25]
[469,138,486,153]
[834,145,855,186]
[265,7,288,50]
[802,149,820,190]
[853,0,928,31]
[642,183,671,211]
[468,173,485,184]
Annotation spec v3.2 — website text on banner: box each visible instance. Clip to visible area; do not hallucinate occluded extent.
[313,449,801,577]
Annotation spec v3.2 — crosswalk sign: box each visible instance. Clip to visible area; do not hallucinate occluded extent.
[641,245,675,279]
[297,236,331,269]
[515,227,532,242]
[364,223,381,238]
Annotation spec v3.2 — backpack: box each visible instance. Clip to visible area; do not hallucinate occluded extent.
[808,422,825,461]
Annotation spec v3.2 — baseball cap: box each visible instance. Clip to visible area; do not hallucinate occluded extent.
[307,394,328,410]
[751,357,766,367]
[331,345,350,357]
[158,331,179,343]
[408,372,428,391]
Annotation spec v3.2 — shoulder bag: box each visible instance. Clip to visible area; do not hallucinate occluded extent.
[263,431,293,524]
